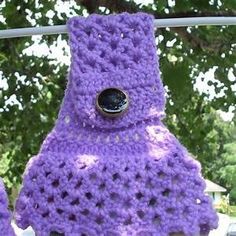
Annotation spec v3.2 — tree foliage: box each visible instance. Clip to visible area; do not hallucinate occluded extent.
[0,0,235,201]
[215,123,236,204]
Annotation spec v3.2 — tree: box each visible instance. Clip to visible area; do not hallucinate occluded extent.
[216,121,236,204]
[0,1,235,201]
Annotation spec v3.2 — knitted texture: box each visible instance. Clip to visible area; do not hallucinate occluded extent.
[15,13,218,236]
[0,178,15,236]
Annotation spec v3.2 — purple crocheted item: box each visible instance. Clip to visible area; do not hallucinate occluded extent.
[0,178,15,236]
[15,13,218,236]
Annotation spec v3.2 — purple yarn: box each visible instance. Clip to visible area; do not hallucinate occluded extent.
[0,178,15,236]
[14,13,218,236]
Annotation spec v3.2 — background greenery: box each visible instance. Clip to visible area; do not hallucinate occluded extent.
[0,0,235,205]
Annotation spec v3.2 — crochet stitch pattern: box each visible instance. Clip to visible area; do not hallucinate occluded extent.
[0,178,15,236]
[15,13,218,236]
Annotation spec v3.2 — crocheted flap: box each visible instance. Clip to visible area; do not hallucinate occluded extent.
[70,68,165,129]
[67,12,165,129]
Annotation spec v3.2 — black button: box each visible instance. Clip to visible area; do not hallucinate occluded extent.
[96,88,129,117]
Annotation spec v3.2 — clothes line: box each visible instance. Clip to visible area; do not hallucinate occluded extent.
[0,17,235,39]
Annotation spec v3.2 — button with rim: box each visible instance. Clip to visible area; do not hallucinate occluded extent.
[96,88,129,118]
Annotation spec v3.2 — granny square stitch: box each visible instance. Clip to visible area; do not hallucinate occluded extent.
[0,178,15,236]
[14,12,218,236]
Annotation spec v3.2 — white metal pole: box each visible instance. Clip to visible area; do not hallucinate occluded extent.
[0,17,235,39]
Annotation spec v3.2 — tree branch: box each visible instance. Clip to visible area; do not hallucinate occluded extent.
[171,27,224,52]
[77,0,236,16]
[156,10,236,18]
[76,0,235,52]
[77,0,138,14]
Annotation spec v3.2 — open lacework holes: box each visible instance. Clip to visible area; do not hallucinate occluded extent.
[173,153,178,158]
[123,181,130,189]
[71,198,80,206]
[99,182,106,190]
[152,214,161,225]
[75,179,83,189]
[162,188,171,197]
[110,40,119,50]
[157,171,166,179]
[133,53,142,63]
[45,171,51,177]
[110,57,119,67]
[135,192,144,200]
[34,203,39,209]
[148,197,157,207]
[105,231,120,236]
[85,192,93,200]
[52,179,60,188]
[196,198,202,205]
[112,173,121,181]
[95,215,104,225]
[61,191,68,199]
[89,172,97,181]
[84,27,92,36]
[169,232,185,236]
[85,58,96,68]
[81,208,90,216]
[96,200,105,208]
[98,33,102,39]
[69,214,77,221]
[143,26,150,36]
[130,20,140,31]
[110,192,120,201]
[31,175,37,182]
[109,211,118,219]
[145,164,151,171]
[183,206,191,217]
[37,160,45,167]
[177,191,186,201]
[100,50,106,58]
[124,216,132,225]
[166,207,175,214]
[200,223,210,233]
[59,162,66,168]
[64,115,70,124]
[123,199,132,209]
[26,191,32,198]
[145,178,153,188]
[115,135,120,142]
[194,180,203,188]
[107,25,116,35]
[135,173,142,181]
[56,208,64,215]
[137,210,145,219]
[87,41,95,51]
[168,159,175,167]
[132,37,142,47]
[47,196,54,203]
[39,187,45,193]
[172,174,180,184]
[67,172,73,181]
[50,232,64,236]
[42,211,49,218]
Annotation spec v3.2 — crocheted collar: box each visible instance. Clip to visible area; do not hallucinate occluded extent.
[57,13,166,130]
